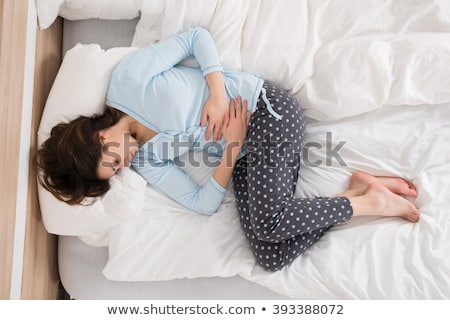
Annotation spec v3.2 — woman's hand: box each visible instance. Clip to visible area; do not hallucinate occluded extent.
[222,96,252,150]
[200,95,229,142]
[212,96,252,190]
[201,71,229,142]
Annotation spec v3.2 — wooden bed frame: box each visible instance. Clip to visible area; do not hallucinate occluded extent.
[0,0,62,299]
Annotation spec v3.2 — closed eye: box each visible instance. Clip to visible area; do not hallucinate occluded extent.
[110,160,120,173]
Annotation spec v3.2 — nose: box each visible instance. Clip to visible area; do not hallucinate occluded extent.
[123,156,131,167]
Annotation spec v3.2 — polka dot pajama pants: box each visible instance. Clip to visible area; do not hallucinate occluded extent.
[233,83,353,272]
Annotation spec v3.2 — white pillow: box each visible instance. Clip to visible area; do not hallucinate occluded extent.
[36,0,141,30]
[37,44,147,239]
[36,0,64,30]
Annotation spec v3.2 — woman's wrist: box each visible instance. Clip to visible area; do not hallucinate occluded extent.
[205,71,226,99]
[212,143,241,189]
[224,142,242,162]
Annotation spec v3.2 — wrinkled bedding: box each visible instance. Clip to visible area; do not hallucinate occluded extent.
[104,103,450,299]
[36,0,450,298]
[103,0,450,298]
[133,0,450,121]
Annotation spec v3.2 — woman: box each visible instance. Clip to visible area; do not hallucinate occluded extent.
[37,27,419,271]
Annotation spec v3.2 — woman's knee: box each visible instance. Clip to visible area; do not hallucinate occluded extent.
[257,258,287,272]
[249,215,285,242]
[254,249,301,272]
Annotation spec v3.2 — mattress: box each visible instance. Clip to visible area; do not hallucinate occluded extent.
[58,236,289,299]
[62,18,139,54]
[58,18,290,300]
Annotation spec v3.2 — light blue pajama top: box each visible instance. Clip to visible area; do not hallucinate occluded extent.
[106,27,264,215]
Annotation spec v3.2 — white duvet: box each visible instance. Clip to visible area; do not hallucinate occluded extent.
[101,0,450,298]
[133,0,450,121]
[104,103,450,299]
[37,0,450,298]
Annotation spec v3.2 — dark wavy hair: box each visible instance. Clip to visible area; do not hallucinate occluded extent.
[36,107,125,205]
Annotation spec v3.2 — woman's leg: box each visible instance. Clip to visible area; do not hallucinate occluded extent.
[245,84,353,241]
[234,159,333,271]
[233,83,420,272]
[346,171,418,198]
[340,182,420,222]
[233,83,353,271]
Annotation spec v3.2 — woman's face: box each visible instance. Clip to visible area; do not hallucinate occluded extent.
[97,117,140,179]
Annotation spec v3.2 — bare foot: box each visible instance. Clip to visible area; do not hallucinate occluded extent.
[350,171,418,197]
[361,183,420,222]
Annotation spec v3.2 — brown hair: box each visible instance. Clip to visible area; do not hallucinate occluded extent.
[36,107,125,205]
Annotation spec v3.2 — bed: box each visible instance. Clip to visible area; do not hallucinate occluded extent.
[36,0,450,299]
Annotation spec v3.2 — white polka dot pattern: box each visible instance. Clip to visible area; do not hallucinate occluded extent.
[233,83,353,272]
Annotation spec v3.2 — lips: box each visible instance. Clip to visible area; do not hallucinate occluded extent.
[123,153,133,167]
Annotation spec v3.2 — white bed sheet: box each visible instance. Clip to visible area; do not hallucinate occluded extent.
[103,103,450,299]
[57,18,290,300]
[133,0,450,121]
[97,0,450,299]
[248,103,450,299]
[40,0,450,299]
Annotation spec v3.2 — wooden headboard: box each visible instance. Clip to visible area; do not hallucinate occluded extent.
[21,17,63,299]
[0,0,62,299]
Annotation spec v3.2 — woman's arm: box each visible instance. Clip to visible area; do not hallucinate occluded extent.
[133,98,250,215]
[110,27,223,87]
[108,27,229,139]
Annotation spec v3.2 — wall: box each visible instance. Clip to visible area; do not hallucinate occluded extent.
[21,16,62,299]
[0,0,61,299]
[0,0,29,300]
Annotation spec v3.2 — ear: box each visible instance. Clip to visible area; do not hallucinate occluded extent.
[98,129,110,143]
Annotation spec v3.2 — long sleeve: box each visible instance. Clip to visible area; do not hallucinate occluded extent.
[150,26,223,76]
[106,27,225,133]
[132,156,227,215]
[106,27,263,214]
[109,26,223,85]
